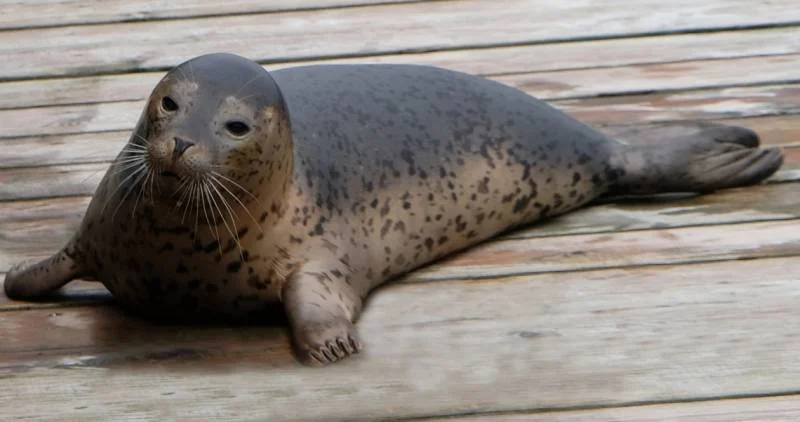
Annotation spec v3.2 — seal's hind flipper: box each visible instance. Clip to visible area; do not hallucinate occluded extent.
[607,124,784,196]
[4,249,83,299]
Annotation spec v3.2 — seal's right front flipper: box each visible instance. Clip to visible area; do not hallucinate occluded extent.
[4,249,84,299]
[607,124,784,196]
[281,266,364,366]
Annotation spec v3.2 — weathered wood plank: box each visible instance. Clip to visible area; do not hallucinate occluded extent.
[408,219,800,282]
[560,84,800,125]
[3,0,800,80]
[2,257,800,421]
[4,66,800,140]
[497,54,800,101]
[0,162,107,200]
[4,115,799,169]
[3,26,799,110]
[0,0,427,30]
[428,395,800,421]
[508,177,800,239]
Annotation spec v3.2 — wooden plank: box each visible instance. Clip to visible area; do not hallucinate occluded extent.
[427,395,800,421]
[0,0,427,30]
[3,114,799,169]
[0,162,107,200]
[4,66,800,141]
[560,84,800,125]
[3,0,800,80]
[497,54,800,101]
[3,26,799,110]
[2,257,800,421]
[407,219,800,282]
[508,177,800,239]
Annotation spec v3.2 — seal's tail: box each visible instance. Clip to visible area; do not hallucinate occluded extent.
[605,123,784,196]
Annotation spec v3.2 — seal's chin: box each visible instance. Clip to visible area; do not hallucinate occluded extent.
[154,172,185,200]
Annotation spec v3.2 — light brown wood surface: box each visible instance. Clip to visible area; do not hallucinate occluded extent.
[3,26,799,110]
[1,0,800,420]
[2,257,800,421]
[429,395,800,421]
[0,0,428,30]
[2,0,800,80]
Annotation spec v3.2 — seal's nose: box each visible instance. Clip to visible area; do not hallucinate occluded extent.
[172,137,195,160]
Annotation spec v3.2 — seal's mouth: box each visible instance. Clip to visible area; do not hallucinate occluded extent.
[160,171,180,179]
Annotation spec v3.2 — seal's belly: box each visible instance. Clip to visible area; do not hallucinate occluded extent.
[80,219,284,321]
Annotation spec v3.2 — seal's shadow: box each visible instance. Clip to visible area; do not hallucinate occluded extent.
[82,301,302,372]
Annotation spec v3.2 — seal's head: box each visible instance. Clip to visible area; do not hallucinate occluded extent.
[122,53,291,211]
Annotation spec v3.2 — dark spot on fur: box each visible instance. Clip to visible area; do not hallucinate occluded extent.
[227,261,242,273]
[572,172,582,186]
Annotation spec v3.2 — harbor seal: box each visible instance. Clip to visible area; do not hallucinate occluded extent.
[4,53,784,365]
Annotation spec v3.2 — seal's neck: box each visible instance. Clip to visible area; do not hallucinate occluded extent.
[244,105,295,230]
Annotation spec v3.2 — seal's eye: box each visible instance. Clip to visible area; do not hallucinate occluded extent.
[161,96,179,112]
[225,121,251,137]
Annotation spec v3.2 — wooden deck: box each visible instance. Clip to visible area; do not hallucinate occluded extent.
[1,0,800,420]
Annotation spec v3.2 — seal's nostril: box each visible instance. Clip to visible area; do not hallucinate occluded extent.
[172,137,195,160]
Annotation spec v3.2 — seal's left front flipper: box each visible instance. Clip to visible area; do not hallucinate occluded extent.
[282,266,364,366]
[607,124,784,196]
[4,248,84,299]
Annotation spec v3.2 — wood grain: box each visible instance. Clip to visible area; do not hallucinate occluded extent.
[497,54,800,101]
[3,114,799,169]
[2,257,800,421]
[407,219,800,282]
[3,0,800,80]
[3,26,799,110]
[4,60,800,140]
[429,395,800,421]
[0,0,427,30]
[560,84,800,125]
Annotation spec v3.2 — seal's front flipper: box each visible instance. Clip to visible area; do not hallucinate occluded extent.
[282,267,364,366]
[4,249,84,299]
[607,124,784,196]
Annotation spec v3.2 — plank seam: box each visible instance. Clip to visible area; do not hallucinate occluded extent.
[396,391,800,421]
[2,22,800,83]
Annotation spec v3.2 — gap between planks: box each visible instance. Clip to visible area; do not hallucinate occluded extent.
[419,393,800,421]
[2,0,800,80]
